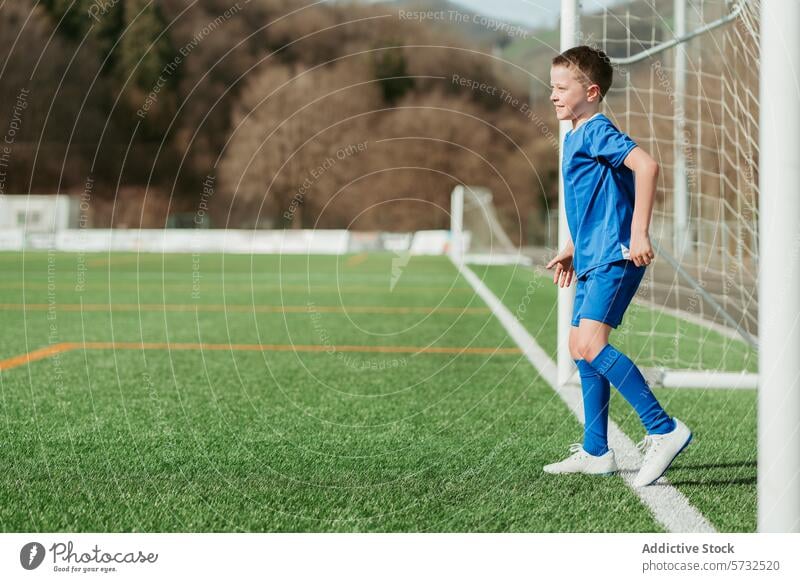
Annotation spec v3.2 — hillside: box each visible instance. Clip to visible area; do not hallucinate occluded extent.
[0,0,554,240]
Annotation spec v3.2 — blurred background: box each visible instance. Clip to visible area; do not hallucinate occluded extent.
[0,0,574,243]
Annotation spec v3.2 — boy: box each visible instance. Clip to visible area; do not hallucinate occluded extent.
[543,46,692,487]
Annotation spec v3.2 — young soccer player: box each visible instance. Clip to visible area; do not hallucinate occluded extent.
[542,46,693,487]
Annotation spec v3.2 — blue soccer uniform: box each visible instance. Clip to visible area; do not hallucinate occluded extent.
[563,112,645,329]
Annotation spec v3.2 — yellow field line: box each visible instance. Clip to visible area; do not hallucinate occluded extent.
[87,256,146,267]
[344,253,368,267]
[0,282,474,293]
[0,303,489,315]
[0,342,521,372]
[0,342,77,371]
[82,342,520,355]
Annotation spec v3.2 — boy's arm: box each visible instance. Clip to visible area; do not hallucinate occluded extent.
[623,146,658,267]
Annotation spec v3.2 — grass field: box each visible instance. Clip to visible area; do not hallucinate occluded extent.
[0,251,757,532]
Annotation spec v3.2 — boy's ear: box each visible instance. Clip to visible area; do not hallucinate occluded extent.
[587,84,602,102]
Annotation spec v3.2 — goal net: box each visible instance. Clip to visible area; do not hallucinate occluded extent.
[580,0,760,387]
[449,185,531,266]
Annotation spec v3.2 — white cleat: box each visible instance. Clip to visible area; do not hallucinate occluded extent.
[633,418,693,487]
[543,443,618,476]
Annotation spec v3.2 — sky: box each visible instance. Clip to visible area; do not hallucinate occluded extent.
[447,0,561,29]
[329,1,623,30]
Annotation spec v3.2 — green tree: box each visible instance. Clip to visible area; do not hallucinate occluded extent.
[118,0,174,92]
[374,46,414,104]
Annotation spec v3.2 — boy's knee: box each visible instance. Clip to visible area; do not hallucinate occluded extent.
[576,338,606,363]
[575,342,591,361]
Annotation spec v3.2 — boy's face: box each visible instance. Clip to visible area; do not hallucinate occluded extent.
[550,65,598,121]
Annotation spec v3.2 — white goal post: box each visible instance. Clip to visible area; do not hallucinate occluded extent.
[449,185,532,266]
[757,0,800,533]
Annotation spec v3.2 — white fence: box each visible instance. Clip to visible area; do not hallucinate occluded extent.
[0,228,453,255]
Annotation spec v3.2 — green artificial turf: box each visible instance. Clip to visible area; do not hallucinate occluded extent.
[0,252,754,531]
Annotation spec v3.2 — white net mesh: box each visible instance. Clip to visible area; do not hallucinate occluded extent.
[454,185,530,265]
[583,0,759,376]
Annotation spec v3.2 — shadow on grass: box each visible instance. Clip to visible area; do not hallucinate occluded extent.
[661,459,757,487]
[661,477,756,486]
[675,460,756,471]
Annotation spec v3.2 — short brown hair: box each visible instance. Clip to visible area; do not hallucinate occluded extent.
[552,45,613,102]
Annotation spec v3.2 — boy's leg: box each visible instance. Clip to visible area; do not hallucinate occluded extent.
[569,302,611,457]
[542,293,618,476]
[578,318,675,435]
[575,358,611,455]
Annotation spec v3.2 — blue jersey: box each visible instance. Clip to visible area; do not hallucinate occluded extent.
[562,113,639,278]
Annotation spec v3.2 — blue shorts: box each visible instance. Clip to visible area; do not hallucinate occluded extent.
[571,259,646,329]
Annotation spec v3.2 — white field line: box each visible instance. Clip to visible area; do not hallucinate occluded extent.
[455,260,717,533]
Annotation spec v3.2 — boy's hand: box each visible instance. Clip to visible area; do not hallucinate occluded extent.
[546,248,575,287]
[630,231,655,267]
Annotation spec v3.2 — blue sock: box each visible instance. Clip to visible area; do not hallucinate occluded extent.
[575,359,610,456]
[588,344,676,435]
